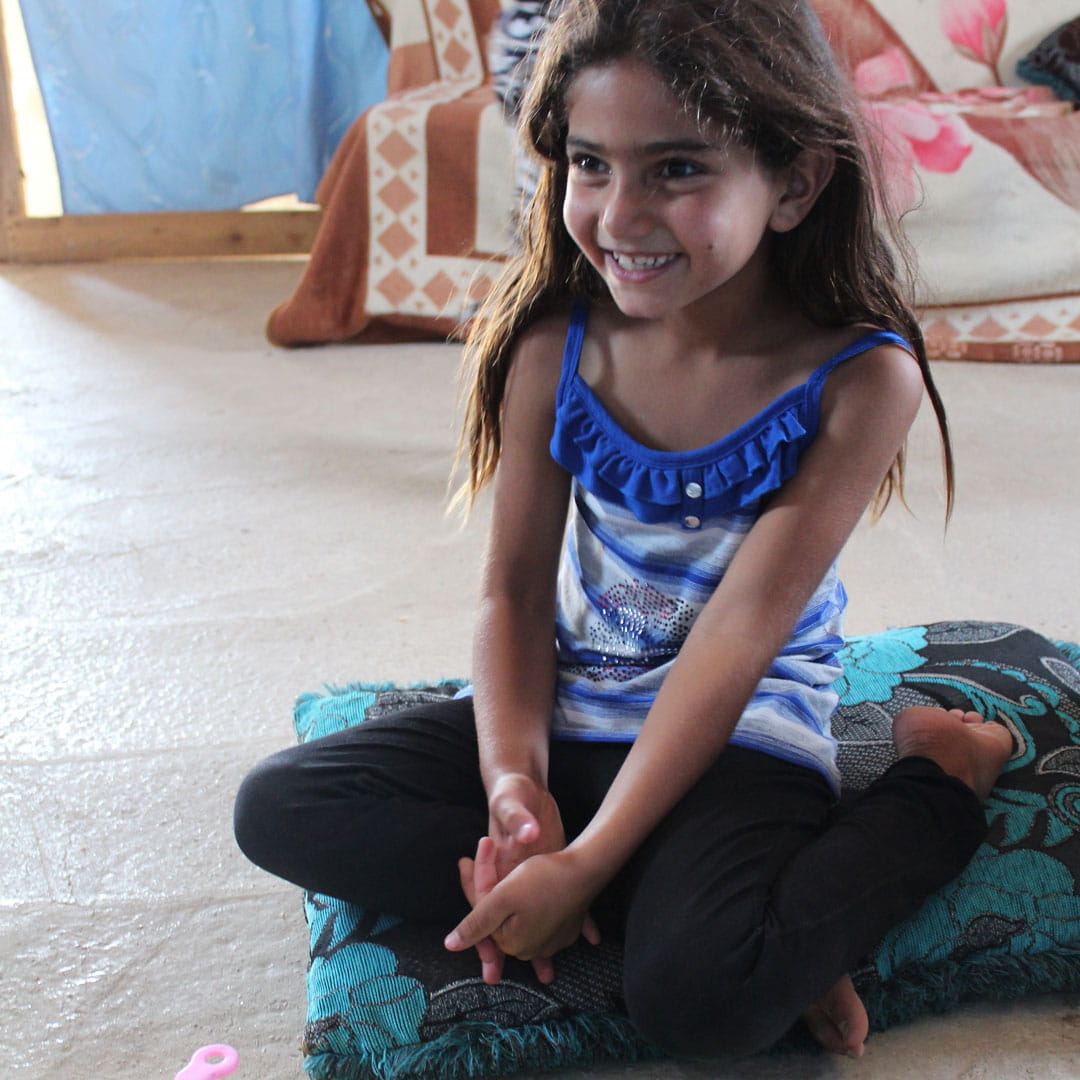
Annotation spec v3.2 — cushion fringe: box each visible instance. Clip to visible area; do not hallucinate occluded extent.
[864,947,1080,1031]
[302,1013,660,1080]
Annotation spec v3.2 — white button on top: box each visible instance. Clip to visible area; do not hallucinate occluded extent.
[683,515,701,529]
[684,481,703,499]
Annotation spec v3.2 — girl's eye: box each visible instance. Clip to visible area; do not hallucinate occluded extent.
[569,152,607,175]
[659,158,704,180]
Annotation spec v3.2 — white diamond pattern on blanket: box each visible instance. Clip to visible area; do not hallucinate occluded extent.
[428,0,483,83]
[365,77,506,321]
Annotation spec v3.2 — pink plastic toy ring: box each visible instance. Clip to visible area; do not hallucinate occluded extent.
[174,1045,239,1080]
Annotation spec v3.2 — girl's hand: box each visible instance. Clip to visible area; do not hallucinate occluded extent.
[447,848,602,965]
[458,837,556,985]
[486,772,566,879]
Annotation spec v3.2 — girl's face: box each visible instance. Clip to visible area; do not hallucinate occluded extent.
[562,59,792,323]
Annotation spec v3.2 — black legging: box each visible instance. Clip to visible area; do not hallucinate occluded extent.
[234,697,986,1057]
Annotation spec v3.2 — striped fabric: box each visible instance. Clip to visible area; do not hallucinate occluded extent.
[550,306,909,793]
[488,1,550,119]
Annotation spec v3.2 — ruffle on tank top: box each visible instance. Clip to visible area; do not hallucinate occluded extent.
[550,302,908,525]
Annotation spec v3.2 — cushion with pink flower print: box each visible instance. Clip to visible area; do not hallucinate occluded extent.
[940,0,1008,85]
[808,0,1080,309]
[852,46,975,216]
[811,0,1079,94]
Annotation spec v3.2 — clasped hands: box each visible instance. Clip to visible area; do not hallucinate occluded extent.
[444,773,601,985]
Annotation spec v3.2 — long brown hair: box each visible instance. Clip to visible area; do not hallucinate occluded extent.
[455,0,953,518]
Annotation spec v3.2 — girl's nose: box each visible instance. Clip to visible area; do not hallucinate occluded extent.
[600,179,653,241]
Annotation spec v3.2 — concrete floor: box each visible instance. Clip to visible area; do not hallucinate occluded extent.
[2,260,1079,1080]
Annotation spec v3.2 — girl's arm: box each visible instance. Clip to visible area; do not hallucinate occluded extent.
[469,314,572,869]
[447,342,925,962]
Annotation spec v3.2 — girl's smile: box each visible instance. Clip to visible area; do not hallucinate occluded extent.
[608,253,680,273]
[605,251,683,287]
[562,59,795,325]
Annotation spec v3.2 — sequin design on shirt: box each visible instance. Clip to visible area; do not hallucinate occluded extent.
[560,577,696,685]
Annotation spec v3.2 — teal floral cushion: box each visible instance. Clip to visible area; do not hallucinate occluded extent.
[294,623,1080,1080]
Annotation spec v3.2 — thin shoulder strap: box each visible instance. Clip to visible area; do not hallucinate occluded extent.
[808,329,911,390]
[801,330,912,442]
[556,301,590,398]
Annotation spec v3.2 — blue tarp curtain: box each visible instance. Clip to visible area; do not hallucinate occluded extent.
[17,1,389,214]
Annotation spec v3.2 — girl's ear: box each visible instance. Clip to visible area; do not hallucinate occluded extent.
[769,148,835,233]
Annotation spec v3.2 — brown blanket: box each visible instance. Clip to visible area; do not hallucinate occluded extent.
[267,0,508,346]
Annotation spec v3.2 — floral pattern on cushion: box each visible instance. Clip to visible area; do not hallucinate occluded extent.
[294,623,1080,1080]
[940,0,1009,85]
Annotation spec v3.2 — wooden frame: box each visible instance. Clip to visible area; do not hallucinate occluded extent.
[0,10,321,263]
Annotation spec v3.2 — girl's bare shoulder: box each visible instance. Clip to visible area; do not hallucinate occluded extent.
[825,322,920,389]
[815,323,924,434]
[502,305,576,415]
[513,304,575,360]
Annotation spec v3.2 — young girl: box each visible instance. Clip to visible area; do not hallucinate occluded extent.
[236,0,1013,1059]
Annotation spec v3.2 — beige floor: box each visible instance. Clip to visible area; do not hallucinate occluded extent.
[2,260,1079,1080]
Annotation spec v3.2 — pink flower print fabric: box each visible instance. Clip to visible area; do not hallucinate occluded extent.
[940,0,1009,84]
[854,48,974,214]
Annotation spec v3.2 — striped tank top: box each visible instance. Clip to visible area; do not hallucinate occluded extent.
[549,303,909,794]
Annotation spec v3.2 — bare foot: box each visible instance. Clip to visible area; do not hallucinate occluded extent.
[803,974,867,1057]
[892,707,1013,800]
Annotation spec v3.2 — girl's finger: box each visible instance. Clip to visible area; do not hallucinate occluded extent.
[445,898,505,952]
[492,797,540,845]
[475,935,505,985]
[531,956,555,984]
[582,913,602,946]
[474,836,499,895]
[457,857,477,907]
[510,815,540,844]
[458,842,511,982]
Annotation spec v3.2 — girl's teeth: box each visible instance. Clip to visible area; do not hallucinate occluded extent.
[611,252,676,270]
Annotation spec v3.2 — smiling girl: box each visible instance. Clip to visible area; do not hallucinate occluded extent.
[236,0,1012,1058]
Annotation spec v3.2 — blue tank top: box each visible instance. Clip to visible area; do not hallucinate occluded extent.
[548,302,909,794]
